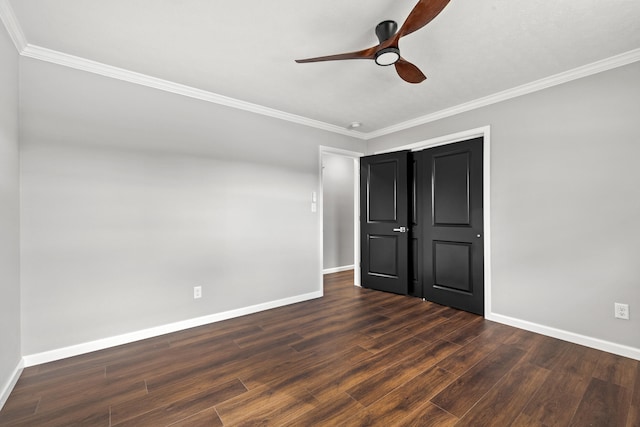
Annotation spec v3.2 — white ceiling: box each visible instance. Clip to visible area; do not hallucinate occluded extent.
[7,0,640,135]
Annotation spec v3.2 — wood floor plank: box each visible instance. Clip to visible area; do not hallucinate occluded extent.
[263,302,364,336]
[592,351,638,390]
[521,334,571,371]
[430,344,526,417]
[10,365,106,395]
[633,361,640,407]
[0,399,39,425]
[397,401,459,427]
[105,337,249,384]
[440,315,487,345]
[346,339,461,407]
[152,332,302,392]
[233,327,303,349]
[236,347,329,390]
[281,392,363,427]
[376,299,445,325]
[626,404,640,427]
[568,377,631,427]
[215,384,318,426]
[110,378,246,425]
[144,356,245,395]
[36,377,147,413]
[167,323,262,349]
[166,407,223,427]
[347,365,456,426]
[454,361,549,426]
[305,336,428,401]
[112,383,242,427]
[396,314,452,342]
[241,345,371,393]
[413,309,481,342]
[551,341,601,379]
[517,371,590,426]
[1,399,110,427]
[503,328,546,353]
[436,321,516,376]
[359,319,430,353]
[357,313,423,339]
[289,314,387,353]
[204,344,305,390]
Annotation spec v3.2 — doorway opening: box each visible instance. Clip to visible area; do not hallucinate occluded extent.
[319,146,363,292]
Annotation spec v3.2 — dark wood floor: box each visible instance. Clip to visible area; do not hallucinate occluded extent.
[1,270,638,426]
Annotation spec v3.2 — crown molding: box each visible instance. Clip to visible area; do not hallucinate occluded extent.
[20,44,368,140]
[366,48,640,140]
[11,30,640,142]
[0,0,26,52]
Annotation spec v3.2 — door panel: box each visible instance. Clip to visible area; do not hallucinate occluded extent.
[433,151,471,226]
[368,161,399,222]
[433,241,471,293]
[368,235,398,277]
[421,137,484,315]
[360,151,409,295]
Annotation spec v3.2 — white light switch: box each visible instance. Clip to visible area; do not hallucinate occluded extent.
[311,202,317,213]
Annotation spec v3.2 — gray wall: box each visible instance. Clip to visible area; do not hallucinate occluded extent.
[19,57,365,355]
[322,154,354,270]
[0,24,21,398]
[369,61,640,351]
[7,29,639,362]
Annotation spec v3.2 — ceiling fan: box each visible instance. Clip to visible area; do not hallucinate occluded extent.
[295,0,451,84]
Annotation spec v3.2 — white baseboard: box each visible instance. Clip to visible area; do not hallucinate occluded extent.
[23,290,323,367]
[322,265,355,274]
[18,291,639,371]
[0,359,24,411]
[487,312,640,361]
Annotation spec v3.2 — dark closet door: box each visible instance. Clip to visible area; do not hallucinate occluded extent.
[360,151,410,295]
[419,138,484,315]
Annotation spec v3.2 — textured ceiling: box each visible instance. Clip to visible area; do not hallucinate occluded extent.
[8,0,640,134]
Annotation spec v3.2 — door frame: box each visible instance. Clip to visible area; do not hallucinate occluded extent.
[373,126,492,317]
[319,146,364,291]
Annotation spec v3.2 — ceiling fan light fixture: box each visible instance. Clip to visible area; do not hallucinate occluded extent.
[375,47,400,66]
[295,0,451,82]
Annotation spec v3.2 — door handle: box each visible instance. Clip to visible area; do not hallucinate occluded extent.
[393,226,408,233]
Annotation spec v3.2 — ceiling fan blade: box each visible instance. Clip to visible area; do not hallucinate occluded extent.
[395,58,427,83]
[398,0,451,38]
[295,46,377,63]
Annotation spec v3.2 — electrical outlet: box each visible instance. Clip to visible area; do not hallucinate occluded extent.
[614,303,629,320]
[194,286,202,299]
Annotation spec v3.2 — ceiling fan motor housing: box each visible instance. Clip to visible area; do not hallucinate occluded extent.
[374,20,400,66]
[375,20,398,43]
